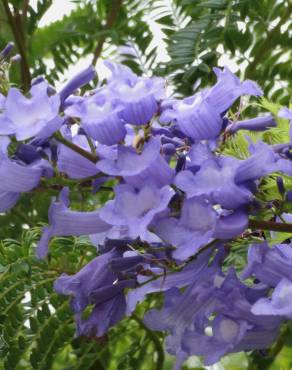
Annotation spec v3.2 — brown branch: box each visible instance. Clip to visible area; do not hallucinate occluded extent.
[1,0,31,90]
[248,219,292,234]
[22,0,29,24]
[92,0,123,65]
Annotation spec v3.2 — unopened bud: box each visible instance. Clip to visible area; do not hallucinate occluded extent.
[276,176,285,196]
[0,42,14,59]
[59,65,96,104]
[10,54,21,63]
[227,115,276,134]
[162,143,176,156]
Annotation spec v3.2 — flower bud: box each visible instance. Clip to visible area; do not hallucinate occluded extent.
[227,114,276,133]
[162,143,176,156]
[276,176,285,196]
[59,65,96,103]
[0,42,14,59]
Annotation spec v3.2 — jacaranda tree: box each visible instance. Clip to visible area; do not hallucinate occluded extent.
[0,1,292,370]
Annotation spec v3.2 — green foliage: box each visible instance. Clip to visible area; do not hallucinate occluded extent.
[1,0,291,101]
[152,0,292,100]
[0,228,71,370]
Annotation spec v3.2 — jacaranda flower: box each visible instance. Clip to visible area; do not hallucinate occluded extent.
[0,82,60,140]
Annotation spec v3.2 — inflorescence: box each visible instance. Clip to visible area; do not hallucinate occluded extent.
[1,42,292,368]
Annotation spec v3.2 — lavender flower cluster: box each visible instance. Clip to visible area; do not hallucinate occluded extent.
[1,42,292,368]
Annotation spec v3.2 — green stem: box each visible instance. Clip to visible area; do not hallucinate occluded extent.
[132,313,165,370]
[54,132,98,163]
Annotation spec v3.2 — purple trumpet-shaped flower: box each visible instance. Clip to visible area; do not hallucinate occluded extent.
[0,82,60,140]
[213,210,248,239]
[59,65,96,103]
[55,248,136,337]
[30,75,56,96]
[99,183,175,240]
[0,191,19,212]
[0,155,45,193]
[204,66,263,114]
[160,93,223,141]
[180,269,281,366]
[188,142,214,166]
[241,242,292,287]
[183,317,249,366]
[235,141,279,183]
[89,224,162,251]
[15,143,42,165]
[65,93,126,145]
[175,156,252,209]
[0,141,51,212]
[227,114,276,133]
[104,60,137,85]
[36,116,64,140]
[160,67,262,141]
[0,136,9,152]
[144,255,224,366]
[96,138,175,188]
[37,187,111,258]
[154,197,217,260]
[183,315,279,366]
[279,107,292,123]
[232,139,292,181]
[126,249,213,315]
[109,254,146,273]
[76,291,128,337]
[54,249,119,312]
[0,138,18,211]
[105,61,165,125]
[252,278,292,319]
[215,269,281,329]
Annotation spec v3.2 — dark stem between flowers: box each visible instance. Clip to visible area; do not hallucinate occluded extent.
[54,132,99,163]
[248,219,292,234]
